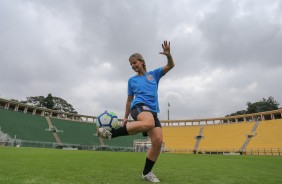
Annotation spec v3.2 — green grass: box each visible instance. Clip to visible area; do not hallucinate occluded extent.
[0,147,282,184]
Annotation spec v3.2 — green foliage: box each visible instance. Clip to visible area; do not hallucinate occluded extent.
[247,96,280,114]
[228,110,247,116]
[10,99,19,102]
[43,93,55,109]
[21,93,77,114]
[52,96,77,114]
[22,96,45,108]
[227,96,280,116]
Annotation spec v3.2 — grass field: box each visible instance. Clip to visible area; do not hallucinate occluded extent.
[0,147,282,184]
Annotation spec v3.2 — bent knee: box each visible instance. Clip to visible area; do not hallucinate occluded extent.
[154,136,163,146]
[151,135,163,148]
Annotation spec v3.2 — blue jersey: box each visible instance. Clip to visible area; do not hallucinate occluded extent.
[128,67,164,113]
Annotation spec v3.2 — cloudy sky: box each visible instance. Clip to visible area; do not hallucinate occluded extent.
[1,0,282,120]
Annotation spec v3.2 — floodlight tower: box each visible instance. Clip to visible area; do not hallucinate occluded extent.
[167,102,170,120]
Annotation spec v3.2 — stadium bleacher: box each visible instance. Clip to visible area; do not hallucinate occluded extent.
[0,107,145,149]
[162,119,282,155]
[162,126,200,150]
[197,122,255,152]
[1,98,281,155]
[50,117,99,145]
[247,119,282,149]
[0,108,55,142]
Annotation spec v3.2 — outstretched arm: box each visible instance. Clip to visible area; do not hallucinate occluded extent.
[159,40,175,74]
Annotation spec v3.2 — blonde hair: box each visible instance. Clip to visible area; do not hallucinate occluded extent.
[129,53,147,71]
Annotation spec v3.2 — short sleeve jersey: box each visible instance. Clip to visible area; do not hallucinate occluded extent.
[128,67,164,113]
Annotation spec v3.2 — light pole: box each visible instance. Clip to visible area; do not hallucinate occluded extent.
[168,102,170,120]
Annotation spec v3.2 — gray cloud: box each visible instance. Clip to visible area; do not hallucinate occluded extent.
[1,0,281,120]
[199,0,282,68]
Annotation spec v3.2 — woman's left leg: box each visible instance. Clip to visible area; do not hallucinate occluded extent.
[142,127,163,182]
[147,127,163,161]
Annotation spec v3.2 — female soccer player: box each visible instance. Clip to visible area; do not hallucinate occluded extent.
[98,40,175,182]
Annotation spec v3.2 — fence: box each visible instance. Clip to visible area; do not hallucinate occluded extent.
[1,139,281,156]
[0,139,134,152]
[245,148,281,156]
[164,148,282,156]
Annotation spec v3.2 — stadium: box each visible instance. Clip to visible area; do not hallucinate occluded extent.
[1,97,282,183]
[2,0,282,183]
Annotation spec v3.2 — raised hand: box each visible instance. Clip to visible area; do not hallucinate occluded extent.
[160,40,175,74]
[159,40,171,56]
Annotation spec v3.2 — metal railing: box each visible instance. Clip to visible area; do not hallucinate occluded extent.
[1,139,281,156]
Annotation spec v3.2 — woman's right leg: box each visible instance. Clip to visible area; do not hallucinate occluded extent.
[99,111,155,139]
[126,111,155,135]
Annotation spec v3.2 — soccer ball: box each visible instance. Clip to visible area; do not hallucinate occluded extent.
[96,111,120,130]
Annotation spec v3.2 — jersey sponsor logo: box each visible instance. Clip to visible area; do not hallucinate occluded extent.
[146,74,154,81]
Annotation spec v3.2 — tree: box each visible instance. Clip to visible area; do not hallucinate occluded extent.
[21,94,77,114]
[246,96,279,113]
[22,96,45,107]
[43,93,54,109]
[52,96,77,114]
[226,96,280,116]
[228,110,247,116]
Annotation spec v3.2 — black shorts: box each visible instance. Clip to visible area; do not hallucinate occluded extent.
[130,103,161,137]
